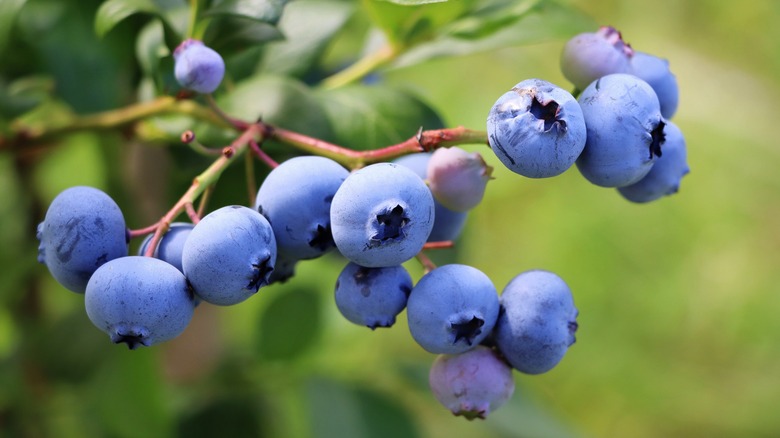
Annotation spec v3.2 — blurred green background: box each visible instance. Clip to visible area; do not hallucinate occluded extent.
[2,0,780,437]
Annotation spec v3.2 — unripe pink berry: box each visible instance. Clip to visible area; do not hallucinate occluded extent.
[429,346,515,420]
[560,25,634,90]
[427,147,493,212]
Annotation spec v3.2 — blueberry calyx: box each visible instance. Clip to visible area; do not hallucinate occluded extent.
[451,316,485,345]
[370,205,409,246]
[308,224,334,252]
[110,327,151,350]
[456,408,488,421]
[246,255,274,292]
[529,96,566,132]
[649,119,666,159]
[598,25,634,57]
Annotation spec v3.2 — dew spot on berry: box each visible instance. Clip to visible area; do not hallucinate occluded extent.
[451,316,485,345]
[370,205,409,246]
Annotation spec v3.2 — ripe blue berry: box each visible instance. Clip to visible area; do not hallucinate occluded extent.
[182,206,277,306]
[407,264,499,354]
[487,79,587,178]
[37,186,128,293]
[137,222,194,272]
[255,156,348,260]
[334,262,412,329]
[618,120,689,203]
[560,26,634,91]
[393,153,468,242]
[576,73,666,187]
[429,345,515,420]
[173,39,225,94]
[494,270,578,374]
[427,147,493,211]
[330,162,435,267]
[85,256,196,349]
[630,51,679,119]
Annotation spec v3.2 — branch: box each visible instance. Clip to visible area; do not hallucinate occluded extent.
[269,125,488,169]
[139,123,264,256]
[2,96,235,152]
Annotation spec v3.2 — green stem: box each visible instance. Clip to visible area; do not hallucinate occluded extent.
[319,45,397,90]
[3,96,234,151]
[142,124,263,255]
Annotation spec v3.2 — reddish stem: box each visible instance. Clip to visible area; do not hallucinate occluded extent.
[249,139,279,168]
[422,241,454,250]
[128,222,161,239]
[415,251,437,274]
[184,202,200,223]
[267,124,487,169]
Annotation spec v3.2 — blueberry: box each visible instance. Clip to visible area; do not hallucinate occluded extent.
[407,264,499,354]
[334,262,413,329]
[330,162,435,267]
[426,147,493,212]
[255,156,349,260]
[429,345,515,420]
[182,205,277,306]
[393,153,468,242]
[630,51,679,119]
[173,39,225,94]
[85,256,196,349]
[37,186,128,293]
[576,73,666,187]
[487,79,587,178]
[560,26,634,91]
[618,120,689,203]
[137,222,194,272]
[494,270,578,374]
[267,253,299,285]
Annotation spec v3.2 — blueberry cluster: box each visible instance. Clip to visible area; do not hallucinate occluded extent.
[35,26,688,420]
[488,26,690,203]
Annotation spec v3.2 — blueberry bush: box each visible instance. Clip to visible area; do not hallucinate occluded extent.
[3,0,780,437]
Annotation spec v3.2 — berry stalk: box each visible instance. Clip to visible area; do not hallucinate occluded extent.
[140,123,264,256]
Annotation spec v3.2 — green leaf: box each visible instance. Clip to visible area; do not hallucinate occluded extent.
[177,394,266,438]
[317,84,444,150]
[136,18,169,76]
[203,16,284,56]
[306,378,420,438]
[0,0,28,55]
[361,0,469,47]
[203,0,289,25]
[255,287,322,362]
[89,349,174,438]
[94,0,160,38]
[393,0,595,68]
[219,74,334,139]
[259,0,355,78]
